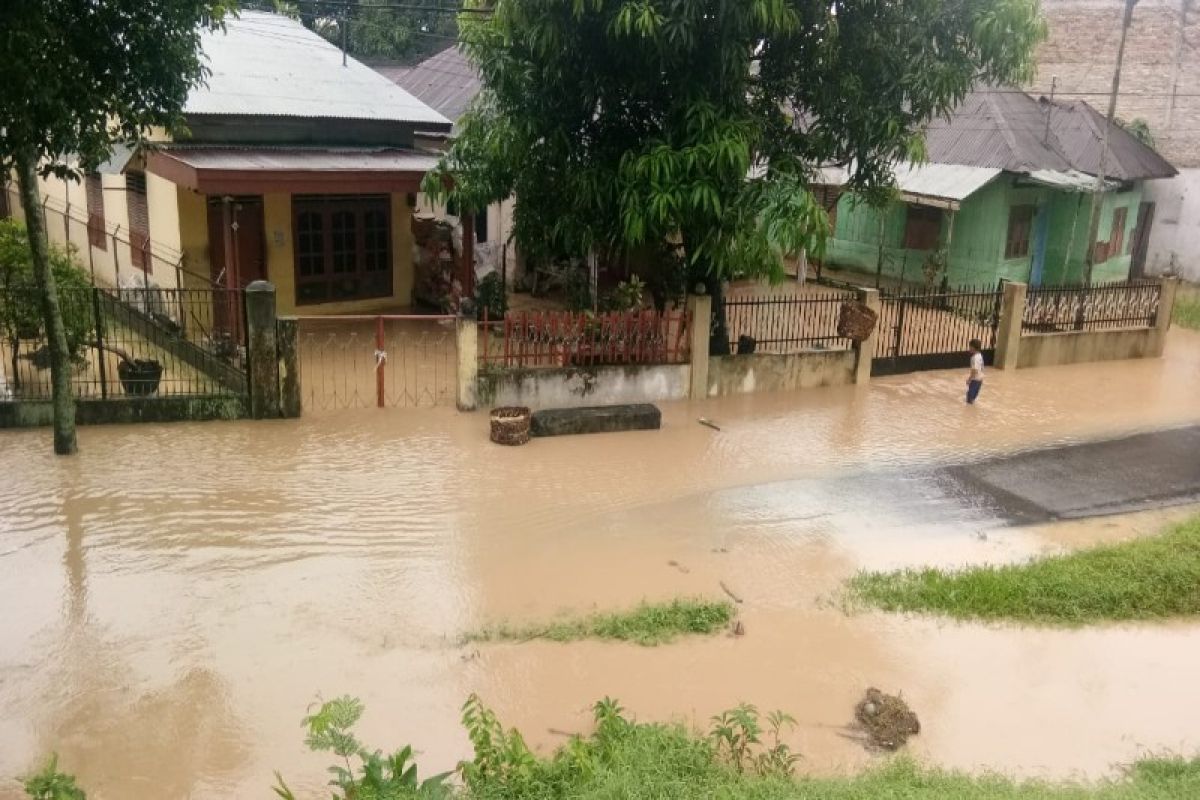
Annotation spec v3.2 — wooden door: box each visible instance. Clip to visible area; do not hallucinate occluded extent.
[207,197,265,288]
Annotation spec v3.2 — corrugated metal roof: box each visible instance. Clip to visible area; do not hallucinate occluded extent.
[185,11,450,128]
[380,47,480,129]
[1046,100,1177,181]
[921,87,1176,182]
[160,146,440,173]
[816,163,1001,208]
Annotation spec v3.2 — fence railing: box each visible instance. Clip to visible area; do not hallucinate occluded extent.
[1023,280,1161,333]
[3,183,219,290]
[480,309,691,368]
[724,290,855,354]
[873,285,1002,363]
[1,285,247,401]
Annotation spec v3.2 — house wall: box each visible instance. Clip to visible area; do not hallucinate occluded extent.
[1143,168,1200,280]
[827,176,1143,286]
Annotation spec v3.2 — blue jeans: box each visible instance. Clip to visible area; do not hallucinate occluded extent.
[966,379,983,404]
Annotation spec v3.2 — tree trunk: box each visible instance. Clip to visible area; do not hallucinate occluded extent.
[15,148,77,455]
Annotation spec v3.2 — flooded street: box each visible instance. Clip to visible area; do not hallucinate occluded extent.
[3,329,1200,799]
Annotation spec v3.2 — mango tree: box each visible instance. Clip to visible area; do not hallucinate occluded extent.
[0,0,233,454]
[428,0,1046,353]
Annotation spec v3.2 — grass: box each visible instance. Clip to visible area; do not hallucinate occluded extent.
[846,516,1200,624]
[465,598,735,646]
[1173,297,1200,330]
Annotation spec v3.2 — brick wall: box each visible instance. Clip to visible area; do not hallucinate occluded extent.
[1031,0,1200,167]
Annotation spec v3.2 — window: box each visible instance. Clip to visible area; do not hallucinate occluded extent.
[903,205,942,250]
[475,209,488,244]
[292,195,393,305]
[85,173,107,251]
[1109,207,1128,258]
[1004,204,1035,259]
[126,172,151,272]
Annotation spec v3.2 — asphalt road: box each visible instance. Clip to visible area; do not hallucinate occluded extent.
[944,425,1200,523]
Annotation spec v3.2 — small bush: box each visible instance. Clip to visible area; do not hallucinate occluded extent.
[466,598,735,646]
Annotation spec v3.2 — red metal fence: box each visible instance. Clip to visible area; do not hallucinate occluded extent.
[480,309,691,368]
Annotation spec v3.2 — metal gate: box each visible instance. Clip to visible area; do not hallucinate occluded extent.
[871,284,1002,377]
[296,315,457,411]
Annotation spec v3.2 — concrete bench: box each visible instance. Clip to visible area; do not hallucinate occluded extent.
[530,404,662,437]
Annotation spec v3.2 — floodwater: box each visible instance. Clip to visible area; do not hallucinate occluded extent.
[3,329,1200,799]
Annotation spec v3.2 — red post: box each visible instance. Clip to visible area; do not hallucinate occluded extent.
[375,315,385,409]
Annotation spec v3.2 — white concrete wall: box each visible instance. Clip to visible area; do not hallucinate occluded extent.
[482,363,690,409]
[1144,168,1200,281]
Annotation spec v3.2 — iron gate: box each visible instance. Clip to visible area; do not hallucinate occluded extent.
[296,315,457,411]
[871,284,1002,377]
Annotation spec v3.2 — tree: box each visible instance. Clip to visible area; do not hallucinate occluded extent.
[0,0,233,454]
[283,1,458,62]
[428,0,1046,352]
[0,220,93,390]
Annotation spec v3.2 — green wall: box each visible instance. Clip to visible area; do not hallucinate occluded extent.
[826,175,1143,287]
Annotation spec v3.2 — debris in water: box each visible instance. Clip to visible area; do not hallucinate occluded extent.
[719,581,744,604]
[854,687,920,751]
[667,559,691,574]
[698,418,721,431]
[732,620,745,636]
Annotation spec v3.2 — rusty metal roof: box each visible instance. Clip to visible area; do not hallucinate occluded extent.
[185,11,450,129]
[379,46,481,135]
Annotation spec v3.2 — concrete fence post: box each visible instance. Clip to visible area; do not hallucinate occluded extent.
[456,312,479,411]
[1152,277,1179,357]
[994,281,1028,370]
[276,316,302,418]
[245,280,281,419]
[853,288,880,385]
[687,293,712,400]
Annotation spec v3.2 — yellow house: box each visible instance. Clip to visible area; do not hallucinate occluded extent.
[12,11,452,317]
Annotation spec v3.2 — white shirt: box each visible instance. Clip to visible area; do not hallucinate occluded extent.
[970,352,984,380]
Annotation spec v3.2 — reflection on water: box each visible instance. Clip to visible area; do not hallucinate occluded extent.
[2,330,1200,798]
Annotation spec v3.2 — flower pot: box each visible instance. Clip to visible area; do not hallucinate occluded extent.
[117,358,163,396]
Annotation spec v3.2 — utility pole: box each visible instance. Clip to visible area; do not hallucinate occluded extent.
[1081,0,1138,287]
[341,10,348,66]
[1042,75,1057,144]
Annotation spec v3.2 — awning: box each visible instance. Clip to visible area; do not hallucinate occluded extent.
[814,163,1001,210]
[1022,169,1123,193]
[145,146,440,195]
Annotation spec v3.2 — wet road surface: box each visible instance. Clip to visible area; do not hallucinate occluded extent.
[2,329,1200,798]
[947,425,1200,522]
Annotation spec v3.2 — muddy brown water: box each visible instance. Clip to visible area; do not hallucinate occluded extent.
[3,330,1200,799]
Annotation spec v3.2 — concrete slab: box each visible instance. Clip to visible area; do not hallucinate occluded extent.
[530,404,662,437]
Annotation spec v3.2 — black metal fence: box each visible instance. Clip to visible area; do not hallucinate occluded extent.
[724,290,856,354]
[1023,280,1161,333]
[1,286,247,401]
[872,283,1002,376]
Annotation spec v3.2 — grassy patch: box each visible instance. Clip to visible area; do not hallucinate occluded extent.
[466,598,735,646]
[1173,298,1200,330]
[847,516,1200,624]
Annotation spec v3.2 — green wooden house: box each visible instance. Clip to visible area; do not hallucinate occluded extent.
[820,89,1177,287]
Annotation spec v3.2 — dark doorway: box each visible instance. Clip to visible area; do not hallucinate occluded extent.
[207,196,266,288]
[1130,201,1155,279]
